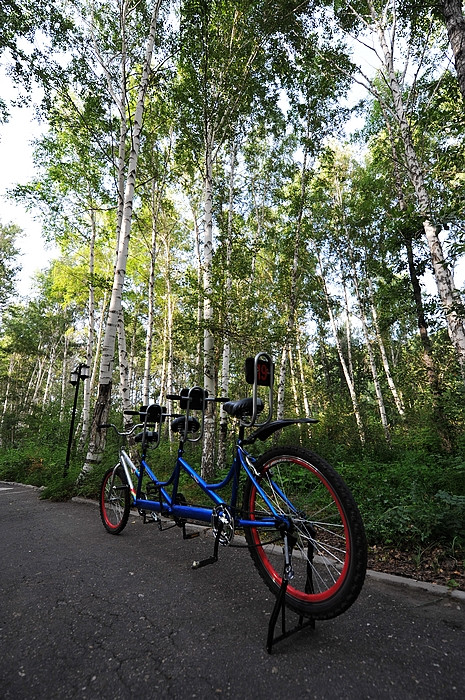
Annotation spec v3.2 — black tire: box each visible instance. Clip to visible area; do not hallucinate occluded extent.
[100,466,131,535]
[243,446,367,619]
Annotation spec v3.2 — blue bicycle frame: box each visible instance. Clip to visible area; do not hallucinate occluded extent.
[117,438,284,531]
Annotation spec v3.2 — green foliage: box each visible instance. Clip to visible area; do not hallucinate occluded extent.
[0,222,22,317]
[1,0,465,560]
[336,451,465,550]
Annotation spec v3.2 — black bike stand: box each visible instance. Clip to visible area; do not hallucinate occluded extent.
[266,576,316,653]
[266,533,316,654]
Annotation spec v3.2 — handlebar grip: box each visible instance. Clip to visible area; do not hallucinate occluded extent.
[98,423,112,429]
[167,394,181,401]
[123,410,140,416]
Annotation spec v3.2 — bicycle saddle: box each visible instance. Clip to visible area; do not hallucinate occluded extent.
[170,415,201,434]
[134,430,158,443]
[223,397,264,419]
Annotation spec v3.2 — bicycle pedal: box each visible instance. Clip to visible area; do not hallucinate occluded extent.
[142,512,159,525]
[192,555,217,569]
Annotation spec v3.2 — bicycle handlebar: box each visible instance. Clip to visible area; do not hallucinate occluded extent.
[98,422,143,437]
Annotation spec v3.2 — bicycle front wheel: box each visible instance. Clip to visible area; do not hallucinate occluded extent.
[243,446,367,619]
[100,466,131,534]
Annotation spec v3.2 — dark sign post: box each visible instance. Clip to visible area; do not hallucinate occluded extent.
[63,363,90,478]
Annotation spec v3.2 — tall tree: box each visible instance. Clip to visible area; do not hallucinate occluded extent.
[80,0,164,481]
[176,0,310,476]
[335,0,465,379]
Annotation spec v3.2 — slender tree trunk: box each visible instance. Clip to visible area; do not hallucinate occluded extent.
[164,235,174,405]
[277,110,311,420]
[89,291,108,391]
[31,357,45,406]
[369,0,465,380]
[0,356,14,445]
[79,206,97,448]
[79,1,162,482]
[382,100,441,406]
[201,132,216,478]
[318,255,366,446]
[218,143,235,471]
[439,0,465,102]
[189,199,203,377]
[24,358,40,409]
[117,310,131,421]
[288,347,300,416]
[142,182,159,406]
[367,278,405,416]
[296,336,311,417]
[59,337,68,423]
[276,345,288,421]
[343,278,355,384]
[348,252,391,443]
[159,313,167,405]
[404,234,440,392]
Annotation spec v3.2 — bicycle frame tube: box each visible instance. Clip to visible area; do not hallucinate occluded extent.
[117,450,137,502]
[235,446,289,529]
[126,440,291,530]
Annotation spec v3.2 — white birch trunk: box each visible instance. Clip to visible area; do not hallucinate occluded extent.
[318,256,366,446]
[368,0,465,379]
[348,251,391,443]
[343,279,355,384]
[288,347,300,416]
[0,356,15,445]
[42,346,56,409]
[59,337,68,423]
[79,1,162,481]
[218,144,235,470]
[159,313,167,405]
[79,205,97,448]
[117,310,131,424]
[296,336,311,417]
[24,358,40,409]
[367,279,405,416]
[142,182,159,406]
[190,201,203,374]
[89,291,107,391]
[31,357,45,406]
[277,118,310,422]
[276,344,288,421]
[201,133,216,478]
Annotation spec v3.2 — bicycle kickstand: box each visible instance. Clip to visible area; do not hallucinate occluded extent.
[191,518,224,570]
[266,532,316,654]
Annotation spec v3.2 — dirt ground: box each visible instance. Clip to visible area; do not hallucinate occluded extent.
[368,544,465,591]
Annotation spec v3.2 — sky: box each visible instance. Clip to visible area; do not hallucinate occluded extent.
[0,70,56,297]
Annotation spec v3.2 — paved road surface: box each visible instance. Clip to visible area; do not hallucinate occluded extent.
[1,483,464,699]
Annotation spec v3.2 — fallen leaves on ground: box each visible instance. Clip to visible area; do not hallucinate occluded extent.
[368,545,465,591]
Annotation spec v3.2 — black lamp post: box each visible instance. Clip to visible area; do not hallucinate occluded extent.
[63,363,90,478]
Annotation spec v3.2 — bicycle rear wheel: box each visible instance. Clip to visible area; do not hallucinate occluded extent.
[243,446,367,619]
[100,466,131,534]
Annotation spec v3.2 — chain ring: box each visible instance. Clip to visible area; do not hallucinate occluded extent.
[211,505,234,546]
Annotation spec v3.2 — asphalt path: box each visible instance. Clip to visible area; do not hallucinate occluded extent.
[1,483,464,699]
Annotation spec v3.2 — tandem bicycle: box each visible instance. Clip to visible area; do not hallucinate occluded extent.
[99,352,367,651]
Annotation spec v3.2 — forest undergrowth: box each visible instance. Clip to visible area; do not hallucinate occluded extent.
[1,420,464,592]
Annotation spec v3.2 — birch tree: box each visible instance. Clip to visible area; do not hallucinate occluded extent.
[316,252,366,445]
[339,0,465,379]
[80,0,164,481]
[177,0,309,476]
